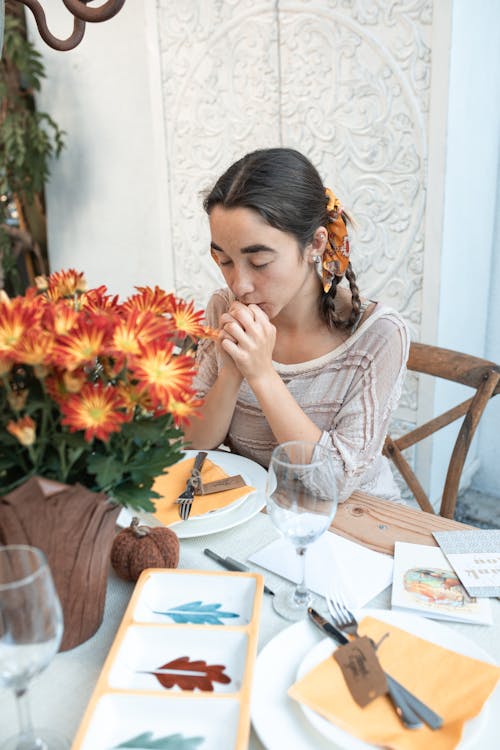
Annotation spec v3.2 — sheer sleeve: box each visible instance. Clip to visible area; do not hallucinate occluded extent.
[317,314,410,502]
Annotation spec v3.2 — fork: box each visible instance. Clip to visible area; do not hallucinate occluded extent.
[326,590,443,730]
[177,451,208,520]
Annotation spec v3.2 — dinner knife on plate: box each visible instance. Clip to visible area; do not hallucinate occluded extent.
[307,607,443,730]
[175,451,208,520]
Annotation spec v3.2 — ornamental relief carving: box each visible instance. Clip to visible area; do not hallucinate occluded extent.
[157,0,432,433]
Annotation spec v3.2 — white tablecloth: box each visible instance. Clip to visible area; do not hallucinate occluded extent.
[1,511,499,749]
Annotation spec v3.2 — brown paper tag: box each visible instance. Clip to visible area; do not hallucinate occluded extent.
[194,474,246,495]
[333,637,388,707]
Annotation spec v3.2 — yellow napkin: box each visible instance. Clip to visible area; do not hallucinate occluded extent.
[152,457,254,527]
[289,616,500,750]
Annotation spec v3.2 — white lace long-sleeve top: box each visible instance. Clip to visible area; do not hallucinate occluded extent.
[194,288,410,502]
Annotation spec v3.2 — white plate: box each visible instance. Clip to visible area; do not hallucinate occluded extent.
[251,608,500,750]
[118,450,267,539]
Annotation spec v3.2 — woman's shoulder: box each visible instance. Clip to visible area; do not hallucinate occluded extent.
[349,301,410,363]
[356,301,409,338]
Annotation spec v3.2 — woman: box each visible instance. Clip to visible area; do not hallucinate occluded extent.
[184,148,409,501]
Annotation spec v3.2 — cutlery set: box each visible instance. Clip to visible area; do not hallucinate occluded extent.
[308,605,443,731]
[175,451,208,520]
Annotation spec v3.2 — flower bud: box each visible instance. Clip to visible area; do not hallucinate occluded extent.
[7,416,36,446]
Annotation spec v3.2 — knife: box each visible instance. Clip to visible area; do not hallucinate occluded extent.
[175,451,208,520]
[204,548,276,596]
[308,607,443,730]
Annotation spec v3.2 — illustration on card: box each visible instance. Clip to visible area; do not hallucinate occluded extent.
[403,567,476,611]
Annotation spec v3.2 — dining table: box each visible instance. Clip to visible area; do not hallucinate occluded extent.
[0,490,499,749]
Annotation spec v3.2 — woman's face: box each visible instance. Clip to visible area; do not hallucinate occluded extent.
[209,205,320,321]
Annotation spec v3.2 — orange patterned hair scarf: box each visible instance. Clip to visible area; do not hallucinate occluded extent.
[321,188,351,293]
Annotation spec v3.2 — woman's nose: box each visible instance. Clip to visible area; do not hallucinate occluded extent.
[230,266,254,298]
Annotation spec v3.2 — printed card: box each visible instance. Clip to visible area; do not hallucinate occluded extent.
[433,530,500,598]
[391,541,492,625]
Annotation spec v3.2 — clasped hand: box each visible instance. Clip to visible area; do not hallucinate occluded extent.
[218,301,276,382]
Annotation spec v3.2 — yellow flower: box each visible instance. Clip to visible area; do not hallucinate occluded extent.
[44,269,87,300]
[129,341,196,409]
[60,382,131,442]
[52,316,112,371]
[168,297,207,340]
[7,416,36,446]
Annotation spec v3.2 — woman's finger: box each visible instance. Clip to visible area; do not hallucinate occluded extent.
[228,302,256,329]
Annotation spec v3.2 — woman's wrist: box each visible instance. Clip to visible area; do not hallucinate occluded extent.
[219,361,244,390]
[246,366,280,395]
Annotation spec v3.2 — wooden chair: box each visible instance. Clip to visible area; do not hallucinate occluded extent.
[383,342,500,519]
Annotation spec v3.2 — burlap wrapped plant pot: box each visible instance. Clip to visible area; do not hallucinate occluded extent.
[0,477,120,651]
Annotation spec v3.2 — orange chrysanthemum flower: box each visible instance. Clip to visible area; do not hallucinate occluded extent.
[60,382,131,442]
[7,415,36,446]
[45,372,69,403]
[14,329,54,367]
[52,315,113,371]
[116,381,154,413]
[129,341,196,408]
[168,297,207,340]
[42,301,80,336]
[80,286,120,315]
[44,269,87,300]
[122,286,176,316]
[168,395,203,427]
[0,296,40,360]
[111,310,170,357]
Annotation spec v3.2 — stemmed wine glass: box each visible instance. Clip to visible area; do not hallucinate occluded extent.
[0,545,65,750]
[266,440,338,620]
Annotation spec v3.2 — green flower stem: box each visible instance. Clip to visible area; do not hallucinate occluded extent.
[57,441,69,482]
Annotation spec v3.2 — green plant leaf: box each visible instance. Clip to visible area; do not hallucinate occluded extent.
[110,482,156,512]
[87,454,125,488]
[128,447,180,483]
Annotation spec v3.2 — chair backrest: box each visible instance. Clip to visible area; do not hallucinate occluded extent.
[383,342,500,519]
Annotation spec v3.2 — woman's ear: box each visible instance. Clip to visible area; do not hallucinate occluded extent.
[306,226,328,263]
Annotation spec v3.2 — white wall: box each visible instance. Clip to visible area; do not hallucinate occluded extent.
[476,155,500,496]
[27,0,171,299]
[428,0,500,500]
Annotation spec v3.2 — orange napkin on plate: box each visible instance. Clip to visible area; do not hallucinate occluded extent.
[289,616,500,750]
[152,457,254,526]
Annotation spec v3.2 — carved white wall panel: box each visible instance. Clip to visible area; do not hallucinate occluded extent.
[279,1,430,334]
[157,0,433,482]
[157,0,280,304]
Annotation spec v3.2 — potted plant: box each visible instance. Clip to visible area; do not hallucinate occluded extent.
[0,268,212,648]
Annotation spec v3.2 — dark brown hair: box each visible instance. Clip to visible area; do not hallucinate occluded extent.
[204,147,361,330]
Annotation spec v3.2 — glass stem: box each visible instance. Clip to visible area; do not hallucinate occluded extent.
[15,686,37,747]
[293,546,309,606]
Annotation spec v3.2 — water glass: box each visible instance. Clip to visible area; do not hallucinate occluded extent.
[266,440,338,620]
